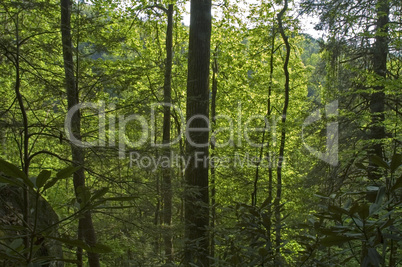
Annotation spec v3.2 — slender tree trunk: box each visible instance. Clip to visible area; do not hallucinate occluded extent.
[210,45,219,264]
[368,0,389,180]
[13,13,31,261]
[266,23,276,255]
[162,3,174,264]
[60,1,100,266]
[275,0,290,263]
[184,0,212,265]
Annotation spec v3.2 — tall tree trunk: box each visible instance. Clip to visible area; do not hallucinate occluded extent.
[184,0,212,265]
[210,45,219,264]
[266,22,276,255]
[13,13,31,260]
[368,0,389,180]
[275,0,290,263]
[60,1,100,266]
[162,3,174,264]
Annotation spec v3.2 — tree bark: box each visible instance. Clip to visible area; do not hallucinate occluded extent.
[368,0,389,180]
[13,12,31,260]
[162,3,174,264]
[60,1,100,266]
[184,0,212,265]
[275,0,290,262]
[210,45,218,264]
[266,22,276,255]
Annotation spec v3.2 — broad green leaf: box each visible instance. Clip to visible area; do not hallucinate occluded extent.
[349,202,360,216]
[358,203,370,220]
[86,243,113,254]
[369,203,381,216]
[380,219,393,229]
[43,165,81,191]
[0,175,24,187]
[0,158,27,180]
[370,155,389,169]
[367,186,379,191]
[390,154,401,173]
[9,238,23,250]
[43,178,59,191]
[91,187,109,201]
[355,162,366,170]
[56,165,81,179]
[258,247,268,257]
[368,248,381,266]
[36,170,51,188]
[328,205,348,216]
[374,186,385,205]
[314,193,329,199]
[46,236,88,250]
[260,196,272,209]
[391,174,402,192]
[320,235,356,246]
[0,158,33,188]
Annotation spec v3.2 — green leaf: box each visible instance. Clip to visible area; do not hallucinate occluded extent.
[314,193,329,199]
[380,219,393,230]
[43,178,58,191]
[391,174,402,192]
[43,165,81,191]
[260,196,272,209]
[328,205,348,215]
[367,186,379,191]
[390,154,402,173]
[355,162,366,170]
[9,238,23,250]
[320,235,356,246]
[0,158,27,180]
[370,155,389,169]
[47,236,88,249]
[369,203,381,216]
[349,202,360,216]
[86,243,113,254]
[0,175,24,187]
[258,247,268,257]
[91,187,109,201]
[36,170,51,188]
[103,196,138,202]
[0,158,33,188]
[374,186,385,205]
[367,248,381,266]
[358,203,370,220]
[56,165,81,179]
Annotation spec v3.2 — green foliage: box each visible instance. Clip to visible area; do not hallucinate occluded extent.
[298,154,402,266]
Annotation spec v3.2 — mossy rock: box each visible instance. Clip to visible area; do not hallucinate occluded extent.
[0,185,64,266]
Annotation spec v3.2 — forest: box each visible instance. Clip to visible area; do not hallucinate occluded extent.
[0,0,401,266]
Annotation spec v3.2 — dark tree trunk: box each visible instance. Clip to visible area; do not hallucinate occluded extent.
[13,13,31,258]
[275,0,290,262]
[60,1,100,266]
[162,3,174,264]
[210,46,219,264]
[368,0,389,180]
[184,0,212,265]
[266,22,276,255]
